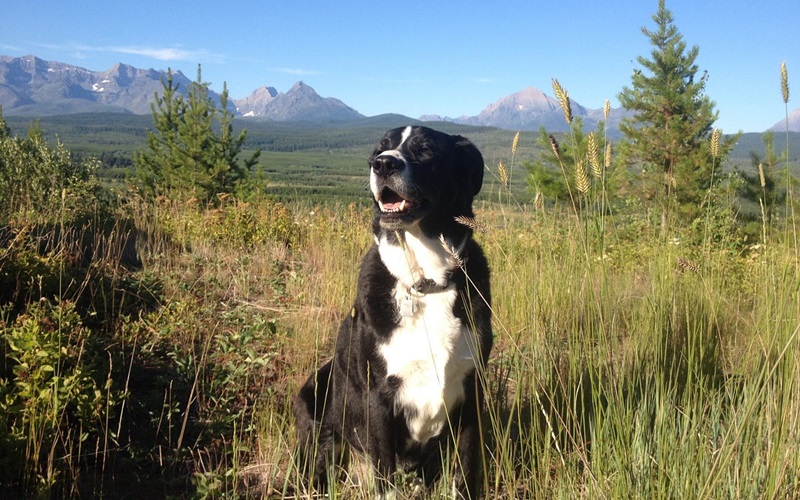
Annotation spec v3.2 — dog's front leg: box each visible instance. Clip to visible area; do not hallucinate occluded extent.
[452,373,484,499]
[453,416,480,499]
[365,404,399,497]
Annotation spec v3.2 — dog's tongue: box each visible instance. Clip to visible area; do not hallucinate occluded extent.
[378,191,412,213]
[382,200,405,211]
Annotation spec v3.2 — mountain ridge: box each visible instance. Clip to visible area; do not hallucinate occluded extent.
[0,55,362,122]
[3,54,798,132]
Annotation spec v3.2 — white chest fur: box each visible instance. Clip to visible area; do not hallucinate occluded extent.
[377,233,478,444]
[379,284,478,444]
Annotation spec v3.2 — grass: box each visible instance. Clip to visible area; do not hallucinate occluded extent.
[235,194,797,498]
[2,114,800,498]
[4,183,800,498]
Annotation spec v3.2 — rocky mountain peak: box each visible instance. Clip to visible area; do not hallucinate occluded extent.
[769,108,800,132]
[233,81,363,121]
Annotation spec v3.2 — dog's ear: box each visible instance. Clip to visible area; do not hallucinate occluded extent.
[454,136,485,196]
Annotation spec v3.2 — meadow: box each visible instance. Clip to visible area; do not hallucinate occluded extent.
[1,111,799,499]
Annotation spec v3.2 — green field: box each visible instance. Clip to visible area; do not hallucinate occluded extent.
[6,112,799,204]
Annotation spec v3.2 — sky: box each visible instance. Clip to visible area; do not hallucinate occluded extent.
[2,0,798,133]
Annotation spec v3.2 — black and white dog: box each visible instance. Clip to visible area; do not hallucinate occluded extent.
[294,126,492,498]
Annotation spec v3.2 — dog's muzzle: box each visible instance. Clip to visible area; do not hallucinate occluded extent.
[371,154,423,226]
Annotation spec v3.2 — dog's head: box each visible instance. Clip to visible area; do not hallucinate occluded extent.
[368,126,484,238]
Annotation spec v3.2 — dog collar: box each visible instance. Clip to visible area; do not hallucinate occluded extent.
[411,277,450,294]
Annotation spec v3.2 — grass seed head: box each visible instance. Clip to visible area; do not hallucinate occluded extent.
[498,161,509,189]
[549,135,562,162]
[676,256,701,274]
[551,78,572,125]
[605,142,612,169]
[587,132,601,178]
[534,191,544,210]
[511,131,520,156]
[603,99,611,121]
[454,215,488,234]
[710,128,721,158]
[758,163,766,188]
[781,61,790,104]
[575,158,590,195]
[439,234,465,267]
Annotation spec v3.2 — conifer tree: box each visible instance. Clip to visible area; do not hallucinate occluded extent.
[135,66,259,202]
[618,0,734,231]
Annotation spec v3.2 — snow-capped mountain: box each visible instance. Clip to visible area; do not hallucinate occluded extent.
[0,55,363,122]
[0,54,201,115]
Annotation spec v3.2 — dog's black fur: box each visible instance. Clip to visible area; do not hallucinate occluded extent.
[294,126,492,498]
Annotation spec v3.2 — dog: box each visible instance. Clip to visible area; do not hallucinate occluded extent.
[293,126,493,498]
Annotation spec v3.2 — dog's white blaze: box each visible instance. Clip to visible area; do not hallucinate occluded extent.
[379,283,477,444]
[370,126,413,201]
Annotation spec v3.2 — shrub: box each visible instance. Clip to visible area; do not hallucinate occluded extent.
[0,299,119,495]
[0,118,107,225]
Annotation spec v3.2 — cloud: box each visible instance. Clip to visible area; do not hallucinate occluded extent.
[35,42,224,63]
[272,67,320,76]
[111,46,224,63]
[0,43,24,53]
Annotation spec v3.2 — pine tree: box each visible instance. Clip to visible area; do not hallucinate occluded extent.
[618,0,733,231]
[135,66,259,203]
[211,82,260,196]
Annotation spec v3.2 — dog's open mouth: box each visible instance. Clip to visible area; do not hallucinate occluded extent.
[378,187,413,214]
[376,187,428,228]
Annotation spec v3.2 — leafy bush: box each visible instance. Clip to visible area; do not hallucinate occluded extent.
[0,117,107,224]
[0,299,119,495]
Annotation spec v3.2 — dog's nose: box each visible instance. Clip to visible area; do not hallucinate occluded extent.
[372,155,403,177]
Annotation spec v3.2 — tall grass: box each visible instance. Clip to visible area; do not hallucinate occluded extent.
[3,169,798,498]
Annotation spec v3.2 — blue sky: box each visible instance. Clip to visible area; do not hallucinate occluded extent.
[2,0,798,132]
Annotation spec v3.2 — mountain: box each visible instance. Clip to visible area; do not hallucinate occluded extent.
[0,55,364,123]
[0,54,202,115]
[462,87,580,130]
[234,81,363,122]
[768,108,800,132]
[424,86,631,134]
[233,85,279,117]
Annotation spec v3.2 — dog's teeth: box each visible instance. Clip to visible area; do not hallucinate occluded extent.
[400,200,406,211]
[378,200,385,212]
